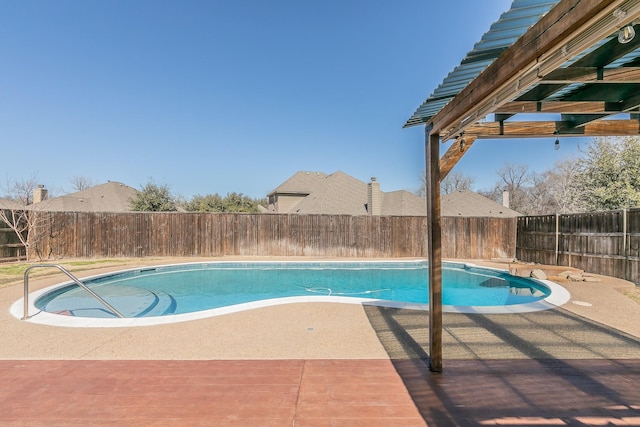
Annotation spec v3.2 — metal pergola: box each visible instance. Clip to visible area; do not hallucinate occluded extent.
[405,0,640,372]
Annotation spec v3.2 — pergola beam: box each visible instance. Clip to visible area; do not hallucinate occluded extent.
[495,101,623,114]
[620,91,640,111]
[439,135,477,179]
[541,67,640,83]
[463,119,640,138]
[430,0,640,141]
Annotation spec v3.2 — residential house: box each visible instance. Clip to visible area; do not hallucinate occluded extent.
[442,189,520,217]
[267,171,425,216]
[32,181,138,212]
[268,171,520,217]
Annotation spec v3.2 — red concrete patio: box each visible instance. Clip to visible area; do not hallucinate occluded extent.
[3,359,640,426]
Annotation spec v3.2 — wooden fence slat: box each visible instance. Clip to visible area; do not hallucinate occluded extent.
[8,208,639,283]
[517,209,640,283]
[17,212,515,262]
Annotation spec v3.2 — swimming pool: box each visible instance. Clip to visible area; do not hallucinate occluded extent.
[13,260,570,327]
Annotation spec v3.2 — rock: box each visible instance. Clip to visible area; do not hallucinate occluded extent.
[530,269,547,280]
[558,271,574,279]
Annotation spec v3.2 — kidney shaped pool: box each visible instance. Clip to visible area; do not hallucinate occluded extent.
[13,260,570,327]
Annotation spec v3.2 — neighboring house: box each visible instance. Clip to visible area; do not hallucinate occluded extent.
[268,171,521,217]
[441,190,521,217]
[268,171,426,216]
[32,181,138,212]
[0,198,26,210]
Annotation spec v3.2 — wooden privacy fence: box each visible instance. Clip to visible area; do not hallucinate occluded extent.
[0,223,21,260]
[0,210,26,261]
[516,209,640,283]
[19,212,516,261]
[8,208,640,283]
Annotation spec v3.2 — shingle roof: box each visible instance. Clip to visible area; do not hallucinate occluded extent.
[270,171,425,216]
[381,191,426,216]
[267,171,329,196]
[289,171,370,215]
[0,198,26,210]
[35,182,138,212]
[441,189,521,217]
[271,172,521,217]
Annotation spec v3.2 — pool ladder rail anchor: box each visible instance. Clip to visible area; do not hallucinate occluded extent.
[22,264,125,320]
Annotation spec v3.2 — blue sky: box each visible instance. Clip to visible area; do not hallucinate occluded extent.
[1,0,585,199]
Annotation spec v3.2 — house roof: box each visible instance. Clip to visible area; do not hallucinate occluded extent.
[441,190,521,217]
[0,198,26,210]
[381,190,426,216]
[36,182,138,212]
[268,171,329,196]
[270,171,425,216]
[288,171,372,215]
[270,171,518,217]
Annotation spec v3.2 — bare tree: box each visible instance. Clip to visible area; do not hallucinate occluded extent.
[543,157,585,213]
[417,170,474,196]
[3,175,40,205]
[0,177,51,261]
[441,172,474,195]
[483,162,534,213]
[0,207,32,260]
[69,175,95,192]
[526,172,558,215]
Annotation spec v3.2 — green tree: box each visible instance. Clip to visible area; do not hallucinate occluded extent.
[184,192,263,213]
[575,137,640,211]
[129,182,177,212]
[221,192,261,212]
[183,194,225,212]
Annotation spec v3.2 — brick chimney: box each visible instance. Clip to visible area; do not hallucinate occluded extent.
[367,177,381,215]
[33,185,48,204]
[502,190,510,209]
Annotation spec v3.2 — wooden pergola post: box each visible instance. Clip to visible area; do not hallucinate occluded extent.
[426,127,443,372]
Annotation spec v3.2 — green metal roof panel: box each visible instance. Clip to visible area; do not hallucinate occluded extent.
[404,0,560,128]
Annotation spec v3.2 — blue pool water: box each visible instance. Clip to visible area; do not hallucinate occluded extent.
[34,261,551,319]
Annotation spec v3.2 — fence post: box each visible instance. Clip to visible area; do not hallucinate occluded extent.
[555,213,559,266]
[623,209,629,281]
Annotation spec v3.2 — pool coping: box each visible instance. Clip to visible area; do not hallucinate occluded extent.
[9,260,570,328]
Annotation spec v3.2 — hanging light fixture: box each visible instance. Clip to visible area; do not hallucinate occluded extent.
[554,131,560,150]
[619,23,636,44]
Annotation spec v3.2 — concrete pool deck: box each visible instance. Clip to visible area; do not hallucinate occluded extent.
[1,257,639,425]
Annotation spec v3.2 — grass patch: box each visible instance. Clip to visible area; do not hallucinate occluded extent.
[0,264,28,276]
[619,286,640,304]
[0,259,133,289]
[65,259,128,267]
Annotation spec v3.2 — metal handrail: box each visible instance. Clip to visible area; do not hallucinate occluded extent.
[22,264,125,320]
